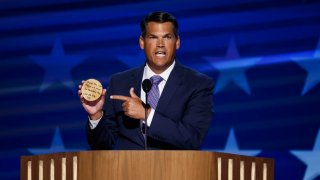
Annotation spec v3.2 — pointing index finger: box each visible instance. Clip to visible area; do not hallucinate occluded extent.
[110,95,130,101]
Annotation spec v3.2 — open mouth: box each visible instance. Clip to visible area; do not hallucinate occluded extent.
[155,51,166,57]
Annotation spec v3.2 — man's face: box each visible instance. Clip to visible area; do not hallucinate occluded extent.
[139,22,180,74]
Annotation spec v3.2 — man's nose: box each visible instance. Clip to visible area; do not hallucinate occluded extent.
[157,38,164,47]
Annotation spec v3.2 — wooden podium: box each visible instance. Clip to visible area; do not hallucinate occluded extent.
[21,150,274,180]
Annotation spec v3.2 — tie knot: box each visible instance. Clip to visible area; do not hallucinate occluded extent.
[150,75,163,85]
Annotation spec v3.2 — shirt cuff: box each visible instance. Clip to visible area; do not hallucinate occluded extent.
[88,111,104,129]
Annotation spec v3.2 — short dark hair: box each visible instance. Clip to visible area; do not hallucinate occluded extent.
[140,11,179,37]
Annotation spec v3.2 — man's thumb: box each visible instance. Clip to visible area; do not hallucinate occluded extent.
[130,87,138,98]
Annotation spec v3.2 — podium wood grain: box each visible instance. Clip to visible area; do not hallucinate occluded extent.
[21,150,274,180]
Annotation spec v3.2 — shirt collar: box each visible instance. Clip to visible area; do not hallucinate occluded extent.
[143,60,176,82]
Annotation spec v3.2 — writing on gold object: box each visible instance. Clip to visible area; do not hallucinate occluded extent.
[81,79,103,101]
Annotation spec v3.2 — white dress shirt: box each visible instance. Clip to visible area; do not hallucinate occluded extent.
[141,61,175,126]
[89,61,175,129]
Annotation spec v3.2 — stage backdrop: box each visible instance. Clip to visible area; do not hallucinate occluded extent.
[1,0,320,179]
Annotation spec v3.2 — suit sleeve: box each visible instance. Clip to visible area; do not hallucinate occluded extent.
[86,77,119,150]
[147,77,214,150]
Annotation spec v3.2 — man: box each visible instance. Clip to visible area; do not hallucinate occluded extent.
[78,11,214,150]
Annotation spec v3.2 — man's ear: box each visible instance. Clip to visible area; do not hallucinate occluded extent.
[176,35,180,50]
[139,36,144,49]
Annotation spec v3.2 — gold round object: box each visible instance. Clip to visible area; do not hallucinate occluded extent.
[81,79,103,101]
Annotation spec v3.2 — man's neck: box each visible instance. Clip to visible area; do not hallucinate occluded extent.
[147,61,175,74]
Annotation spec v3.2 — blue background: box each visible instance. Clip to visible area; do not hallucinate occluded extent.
[1,0,320,179]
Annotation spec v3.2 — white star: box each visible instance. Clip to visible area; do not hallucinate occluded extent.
[292,38,320,95]
[28,127,83,155]
[204,38,261,95]
[205,128,261,156]
[291,129,320,180]
[30,38,87,91]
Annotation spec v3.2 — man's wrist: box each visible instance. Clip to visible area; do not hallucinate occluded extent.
[89,110,103,120]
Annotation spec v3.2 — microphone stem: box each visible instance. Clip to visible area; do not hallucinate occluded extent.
[144,94,148,150]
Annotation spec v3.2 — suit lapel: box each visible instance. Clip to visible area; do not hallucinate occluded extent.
[156,62,185,114]
[130,67,143,99]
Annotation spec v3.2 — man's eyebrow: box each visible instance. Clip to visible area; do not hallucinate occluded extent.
[145,33,157,37]
[163,33,173,37]
[148,34,157,36]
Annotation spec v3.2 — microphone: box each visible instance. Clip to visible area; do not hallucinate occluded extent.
[142,79,152,93]
[142,79,152,150]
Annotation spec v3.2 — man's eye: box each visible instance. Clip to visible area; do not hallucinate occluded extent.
[148,36,157,39]
[164,36,172,39]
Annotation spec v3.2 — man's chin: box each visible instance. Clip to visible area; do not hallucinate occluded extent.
[153,56,167,62]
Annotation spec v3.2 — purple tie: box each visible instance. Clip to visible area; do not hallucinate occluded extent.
[148,75,163,110]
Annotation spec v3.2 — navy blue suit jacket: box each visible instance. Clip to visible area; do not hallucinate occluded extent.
[87,61,214,150]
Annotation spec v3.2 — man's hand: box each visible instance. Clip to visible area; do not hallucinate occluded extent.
[78,80,106,120]
[111,87,147,120]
